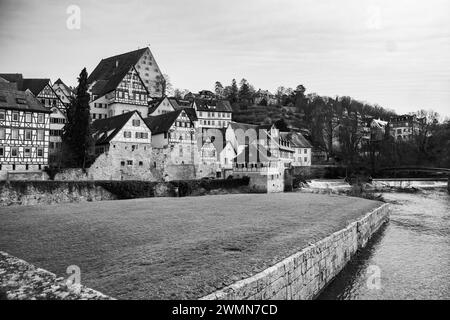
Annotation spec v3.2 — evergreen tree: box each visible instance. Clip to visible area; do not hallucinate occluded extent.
[229,79,238,103]
[62,68,93,169]
[238,78,252,105]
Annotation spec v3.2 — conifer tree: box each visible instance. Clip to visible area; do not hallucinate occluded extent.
[62,68,93,169]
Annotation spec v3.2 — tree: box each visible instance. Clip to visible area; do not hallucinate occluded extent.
[62,68,93,169]
[275,86,285,105]
[228,79,238,103]
[153,74,173,97]
[238,78,252,105]
[274,118,289,132]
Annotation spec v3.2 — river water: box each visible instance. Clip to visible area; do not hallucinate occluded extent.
[318,189,450,300]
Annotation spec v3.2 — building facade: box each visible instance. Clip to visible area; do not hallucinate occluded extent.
[145,109,198,165]
[90,111,153,180]
[0,85,51,180]
[389,115,423,141]
[194,99,233,130]
[88,64,149,120]
[282,132,312,167]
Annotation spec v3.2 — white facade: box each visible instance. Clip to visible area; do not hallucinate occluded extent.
[292,147,311,166]
[48,106,66,166]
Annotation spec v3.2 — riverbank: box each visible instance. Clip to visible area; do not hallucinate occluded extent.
[318,190,450,299]
[0,193,383,299]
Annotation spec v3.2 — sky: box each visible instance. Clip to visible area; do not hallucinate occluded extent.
[0,0,449,116]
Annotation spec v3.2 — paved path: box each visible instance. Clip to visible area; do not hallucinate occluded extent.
[0,193,381,299]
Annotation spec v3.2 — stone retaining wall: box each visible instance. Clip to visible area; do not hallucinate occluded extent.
[0,181,116,206]
[0,251,112,300]
[201,203,390,300]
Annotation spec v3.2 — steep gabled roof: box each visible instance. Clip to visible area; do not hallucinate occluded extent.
[144,110,182,135]
[88,48,148,97]
[144,109,196,135]
[0,73,24,87]
[194,99,232,112]
[21,78,50,96]
[0,83,51,113]
[91,111,141,145]
[282,132,312,148]
[53,78,74,95]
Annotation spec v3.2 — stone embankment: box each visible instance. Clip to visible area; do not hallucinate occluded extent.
[201,203,390,300]
[0,178,251,207]
[0,251,112,300]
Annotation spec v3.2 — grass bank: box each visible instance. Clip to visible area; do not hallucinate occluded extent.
[0,193,381,299]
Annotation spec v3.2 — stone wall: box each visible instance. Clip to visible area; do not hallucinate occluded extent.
[0,251,112,300]
[0,178,251,206]
[0,181,116,206]
[89,142,155,181]
[201,203,390,300]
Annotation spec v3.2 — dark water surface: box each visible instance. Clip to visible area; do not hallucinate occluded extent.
[318,189,450,300]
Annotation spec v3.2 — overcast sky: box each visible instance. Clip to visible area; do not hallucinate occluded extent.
[0,0,449,116]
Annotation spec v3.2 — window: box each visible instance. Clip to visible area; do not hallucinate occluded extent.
[37,148,44,157]
[24,148,31,157]
[12,129,19,139]
[25,113,32,122]
[49,142,54,149]
[0,147,3,156]
[304,149,307,154]
[12,112,19,121]
[0,128,5,139]
[0,109,5,120]
[120,161,125,166]
[139,161,143,166]
[37,130,44,140]
[16,98,27,104]
[123,131,131,138]
[132,119,140,127]
[127,160,133,166]
[304,157,308,163]
[25,130,32,140]
[37,114,44,123]
[11,147,18,157]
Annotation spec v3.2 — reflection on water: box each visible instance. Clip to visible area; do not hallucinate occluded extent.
[318,189,450,300]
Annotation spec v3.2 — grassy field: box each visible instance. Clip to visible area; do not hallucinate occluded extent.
[0,193,381,299]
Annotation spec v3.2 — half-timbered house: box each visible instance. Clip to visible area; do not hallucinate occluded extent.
[0,74,68,166]
[144,109,198,165]
[0,83,51,180]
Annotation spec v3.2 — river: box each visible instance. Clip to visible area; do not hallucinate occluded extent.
[318,188,450,300]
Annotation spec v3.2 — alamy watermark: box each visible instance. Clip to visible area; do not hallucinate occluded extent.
[66,5,81,30]
[366,265,381,290]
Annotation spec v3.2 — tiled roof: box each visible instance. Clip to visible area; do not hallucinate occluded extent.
[87,48,148,97]
[0,74,52,97]
[144,109,196,135]
[0,73,24,88]
[144,110,183,135]
[281,132,312,148]
[0,84,51,113]
[91,111,137,145]
[21,79,50,96]
[194,99,232,112]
